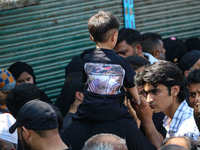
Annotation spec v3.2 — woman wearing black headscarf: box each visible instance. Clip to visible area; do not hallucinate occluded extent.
[8,62,51,103]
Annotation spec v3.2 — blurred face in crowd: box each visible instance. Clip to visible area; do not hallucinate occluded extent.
[16,72,34,85]
[191,59,200,71]
[155,40,166,60]
[188,82,200,108]
[114,40,136,57]
[143,83,174,113]
[0,90,10,105]
[184,59,200,78]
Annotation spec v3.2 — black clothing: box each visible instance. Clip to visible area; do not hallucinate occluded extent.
[65,48,95,78]
[82,48,135,88]
[61,118,156,150]
[17,139,22,150]
[55,82,70,117]
[152,112,166,138]
[39,89,51,104]
[57,48,95,117]
[77,48,136,121]
[61,48,155,150]
[8,61,52,104]
[140,112,166,138]
[8,62,36,84]
[62,112,74,131]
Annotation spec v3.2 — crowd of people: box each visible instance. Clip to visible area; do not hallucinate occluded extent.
[1,10,200,150]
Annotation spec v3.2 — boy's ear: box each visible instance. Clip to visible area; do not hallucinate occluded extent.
[90,34,95,42]
[111,31,118,42]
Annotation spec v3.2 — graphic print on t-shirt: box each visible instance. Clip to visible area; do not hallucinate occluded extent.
[85,63,125,95]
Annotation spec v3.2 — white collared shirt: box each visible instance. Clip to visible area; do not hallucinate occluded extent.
[143,52,159,64]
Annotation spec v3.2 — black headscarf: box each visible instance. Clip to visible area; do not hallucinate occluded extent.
[8,62,36,84]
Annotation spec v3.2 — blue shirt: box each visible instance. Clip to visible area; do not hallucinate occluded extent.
[163,100,199,140]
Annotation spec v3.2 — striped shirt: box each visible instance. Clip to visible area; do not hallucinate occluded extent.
[163,100,199,140]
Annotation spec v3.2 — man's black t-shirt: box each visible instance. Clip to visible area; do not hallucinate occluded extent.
[61,118,156,150]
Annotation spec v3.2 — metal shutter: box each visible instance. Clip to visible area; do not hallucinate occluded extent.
[0,0,124,103]
[134,0,200,39]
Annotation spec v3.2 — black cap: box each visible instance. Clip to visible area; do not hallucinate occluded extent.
[185,37,200,52]
[9,100,58,133]
[163,37,187,64]
[178,50,200,73]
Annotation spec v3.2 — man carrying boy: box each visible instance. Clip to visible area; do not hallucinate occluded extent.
[78,10,140,120]
[61,11,155,150]
[134,60,199,148]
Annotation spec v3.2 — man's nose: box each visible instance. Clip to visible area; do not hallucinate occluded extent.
[146,94,153,103]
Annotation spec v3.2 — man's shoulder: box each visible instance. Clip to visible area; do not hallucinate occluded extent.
[61,118,155,150]
[172,100,193,122]
[179,100,193,117]
[62,117,137,131]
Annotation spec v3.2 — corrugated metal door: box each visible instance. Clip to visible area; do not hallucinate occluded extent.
[0,0,124,103]
[134,0,200,39]
[1,0,200,103]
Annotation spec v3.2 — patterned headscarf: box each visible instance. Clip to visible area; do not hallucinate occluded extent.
[0,69,16,113]
[0,69,16,91]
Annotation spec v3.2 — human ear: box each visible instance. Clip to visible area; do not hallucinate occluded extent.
[21,126,30,141]
[171,85,180,96]
[90,34,95,42]
[135,44,143,56]
[75,91,84,102]
[153,50,160,59]
[112,31,118,42]
[184,70,190,78]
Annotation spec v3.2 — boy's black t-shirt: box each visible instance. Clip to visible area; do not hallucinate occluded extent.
[82,48,135,88]
[74,48,136,121]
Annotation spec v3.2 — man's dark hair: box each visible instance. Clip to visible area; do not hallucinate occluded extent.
[161,136,197,150]
[141,32,162,54]
[6,83,40,118]
[55,72,86,117]
[135,60,185,103]
[185,37,200,52]
[116,28,142,47]
[19,126,47,138]
[19,126,57,139]
[126,55,150,71]
[187,69,200,86]
[88,10,119,43]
